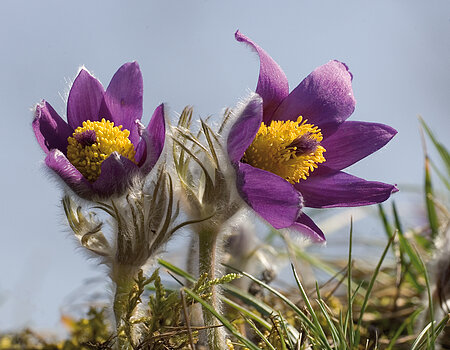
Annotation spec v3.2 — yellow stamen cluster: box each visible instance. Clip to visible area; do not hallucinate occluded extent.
[242,116,326,184]
[67,118,136,182]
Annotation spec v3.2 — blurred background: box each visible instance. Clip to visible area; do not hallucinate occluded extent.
[0,0,449,334]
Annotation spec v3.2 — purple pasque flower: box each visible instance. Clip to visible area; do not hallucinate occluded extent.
[228,31,398,242]
[33,62,165,200]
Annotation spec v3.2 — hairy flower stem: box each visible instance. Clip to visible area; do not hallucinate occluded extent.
[198,226,226,350]
[112,267,137,350]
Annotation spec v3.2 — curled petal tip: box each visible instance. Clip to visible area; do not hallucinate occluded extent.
[33,100,73,154]
[234,32,289,122]
[34,103,42,118]
[332,60,353,80]
[34,100,47,116]
[289,213,326,242]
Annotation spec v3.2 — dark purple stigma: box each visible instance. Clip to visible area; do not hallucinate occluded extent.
[74,130,97,147]
[286,133,320,156]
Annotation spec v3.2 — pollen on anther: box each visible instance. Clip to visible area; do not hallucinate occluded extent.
[242,116,326,184]
[67,119,136,182]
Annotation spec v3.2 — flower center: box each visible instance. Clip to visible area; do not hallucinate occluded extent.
[67,118,136,182]
[242,117,326,184]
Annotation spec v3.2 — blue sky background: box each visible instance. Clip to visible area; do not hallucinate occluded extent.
[0,0,449,332]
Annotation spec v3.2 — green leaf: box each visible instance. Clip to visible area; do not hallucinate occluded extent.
[280,228,367,296]
[354,232,396,344]
[424,155,440,238]
[292,264,329,348]
[430,157,450,190]
[414,246,435,349]
[245,317,277,350]
[392,202,424,274]
[222,297,272,331]
[224,263,332,349]
[386,308,423,350]
[158,258,196,283]
[315,284,340,347]
[378,204,393,239]
[159,258,302,344]
[224,284,300,343]
[183,288,261,350]
[419,116,450,177]
[347,219,355,348]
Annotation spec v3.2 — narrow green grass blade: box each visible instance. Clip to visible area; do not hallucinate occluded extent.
[354,232,396,344]
[160,258,299,344]
[392,202,423,272]
[292,265,330,349]
[411,321,433,350]
[386,308,423,350]
[414,246,435,349]
[342,306,349,340]
[338,310,352,350]
[347,219,355,348]
[315,283,340,346]
[282,230,367,296]
[404,266,425,293]
[224,264,330,348]
[224,284,277,317]
[431,314,450,343]
[224,284,300,343]
[419,116,450,177]
[277,311,295,350]
[272,316,288,350]
[424,155,440,238]
[222,297,271,331]
[391,202,425,291]
[245,317,277,350]
[410,315,448,350]
[158,258,196,283]
[430,157,450,190]
[183,288,261,350]
[378,204,393,238]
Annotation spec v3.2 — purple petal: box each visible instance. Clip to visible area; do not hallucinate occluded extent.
[227,94,263,163]
[92,153,139,198]
[45,149,93,198]
[33,101,73,154]
[272,60,356,137]
[295,171,398,208]
[102,62,143,145]
[67,69,105,129]
[289,213,325,242]
[236,163,302,229]
[320,121,397,172]
[235,30,289,123]
[135,104,166,174]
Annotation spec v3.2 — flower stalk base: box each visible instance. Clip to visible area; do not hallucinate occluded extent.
[198,226,226,350]
[112,267,138,350]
